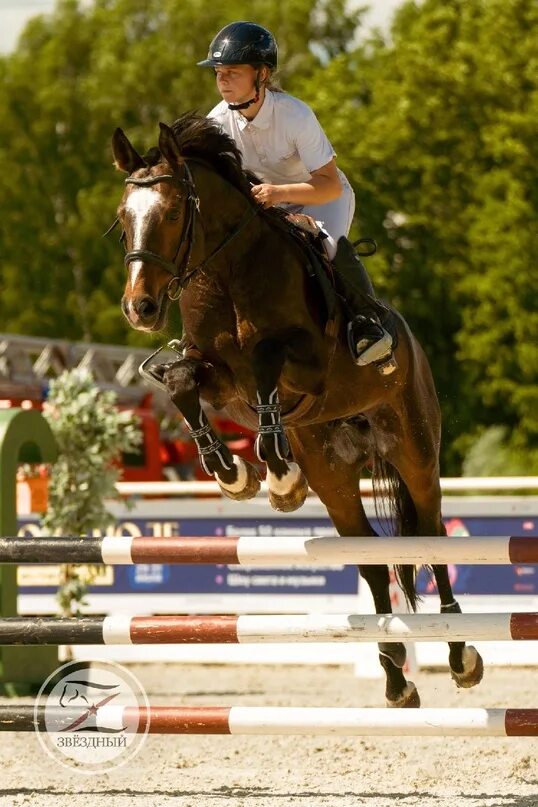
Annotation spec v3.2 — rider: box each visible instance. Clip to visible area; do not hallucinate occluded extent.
[197,21,393,368]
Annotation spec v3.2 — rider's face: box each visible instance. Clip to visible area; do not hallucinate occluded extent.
[214,64,259,103]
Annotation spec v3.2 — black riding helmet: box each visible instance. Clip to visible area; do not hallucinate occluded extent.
[197,21,278,69]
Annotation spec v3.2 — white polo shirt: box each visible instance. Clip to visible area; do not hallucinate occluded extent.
[208,90,336,185]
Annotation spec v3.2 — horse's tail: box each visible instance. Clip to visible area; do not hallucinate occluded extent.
[371,454,419,612]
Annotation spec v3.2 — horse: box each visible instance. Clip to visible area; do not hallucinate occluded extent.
[111,113,484,708]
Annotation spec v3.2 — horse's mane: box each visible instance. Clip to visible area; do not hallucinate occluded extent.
[144,112,288,223]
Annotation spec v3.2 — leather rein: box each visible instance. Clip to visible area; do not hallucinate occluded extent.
[109,161,259,300]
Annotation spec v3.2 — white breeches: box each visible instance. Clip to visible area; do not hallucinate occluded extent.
[279,169,355,259]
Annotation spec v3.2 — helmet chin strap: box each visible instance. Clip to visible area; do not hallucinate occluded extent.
[227,70,262,111]
[227,93,259,111]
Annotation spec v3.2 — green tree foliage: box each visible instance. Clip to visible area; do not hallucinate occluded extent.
[0,0,357,346]
[0,0,535,471]
[462,426,537,477]
[299,0,537,469]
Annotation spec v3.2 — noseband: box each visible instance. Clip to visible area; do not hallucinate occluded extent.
[119,162,259,300]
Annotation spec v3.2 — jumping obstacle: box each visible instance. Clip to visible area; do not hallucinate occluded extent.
[1,534,536,566]
[1,534,536,738]
[0,612,537,645]
[1,705,537,736]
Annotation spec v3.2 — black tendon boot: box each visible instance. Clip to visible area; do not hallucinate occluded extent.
[333,236,395,372]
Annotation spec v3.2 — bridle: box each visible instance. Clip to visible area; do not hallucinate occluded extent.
[108,161,259,300]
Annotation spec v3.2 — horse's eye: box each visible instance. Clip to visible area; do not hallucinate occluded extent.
[166,208,182,221]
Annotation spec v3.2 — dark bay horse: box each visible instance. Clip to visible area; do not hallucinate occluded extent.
[111,114,483,707]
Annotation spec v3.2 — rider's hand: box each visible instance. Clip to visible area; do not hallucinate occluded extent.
[251,183,281,208]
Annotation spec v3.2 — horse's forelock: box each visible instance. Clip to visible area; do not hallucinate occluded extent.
[142,146,162,167]
[169,112,253,197]
[171,112,241,163]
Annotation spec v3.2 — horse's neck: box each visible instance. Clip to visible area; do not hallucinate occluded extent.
[182,164,321,354]
[191,163,262,262]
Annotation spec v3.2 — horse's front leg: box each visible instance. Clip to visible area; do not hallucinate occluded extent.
[251,338,309,512]
[157,357,260,499]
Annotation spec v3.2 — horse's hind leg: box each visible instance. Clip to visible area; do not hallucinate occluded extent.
[287,421,420,708]
[358,564,420,707]
[388,456,483,689]
[431,565,484,688]
[372,377,484,690]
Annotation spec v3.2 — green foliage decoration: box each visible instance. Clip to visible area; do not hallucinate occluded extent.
[41,368,142,615]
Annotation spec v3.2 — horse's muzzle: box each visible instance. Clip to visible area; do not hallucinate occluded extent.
[122,294,167,331]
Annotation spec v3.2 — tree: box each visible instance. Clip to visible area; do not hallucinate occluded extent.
[0,0,535,472]
[0,0,359,345]
[298,0,537,470]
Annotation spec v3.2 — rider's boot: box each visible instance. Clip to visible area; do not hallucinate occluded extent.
[333,236,394,368]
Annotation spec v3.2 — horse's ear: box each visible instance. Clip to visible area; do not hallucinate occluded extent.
[158,122,182,168]
[112,127,145,174]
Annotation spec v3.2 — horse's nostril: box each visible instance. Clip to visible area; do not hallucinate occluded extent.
[135,296,158,321]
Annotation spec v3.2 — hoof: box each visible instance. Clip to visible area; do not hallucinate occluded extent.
[267,462,309,512]
[216,457,261,501]
[451,645,484,689]
[386,681,420,709]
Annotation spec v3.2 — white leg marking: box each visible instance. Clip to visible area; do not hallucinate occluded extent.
[267,462,303,495]
[462,645,479,673]
[216,455,248,493]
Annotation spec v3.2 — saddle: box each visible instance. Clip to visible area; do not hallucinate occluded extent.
[284,212,323,239]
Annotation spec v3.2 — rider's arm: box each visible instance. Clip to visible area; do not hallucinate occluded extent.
[251,101,343,207]
[271,158,342,204]
[251,158,342,207]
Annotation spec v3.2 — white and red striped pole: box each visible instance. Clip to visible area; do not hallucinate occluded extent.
[0,535,536,566]
[0,613,536,645]
[3,705,537,736]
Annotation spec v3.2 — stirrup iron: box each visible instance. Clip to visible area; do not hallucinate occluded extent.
[346,317,396,374]
[138,340,184,390]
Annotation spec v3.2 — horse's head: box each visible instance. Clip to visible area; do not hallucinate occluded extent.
[112,124,196,331]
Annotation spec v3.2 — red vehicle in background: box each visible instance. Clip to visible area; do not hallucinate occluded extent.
[2,391,257,484]
[0,334,258,483]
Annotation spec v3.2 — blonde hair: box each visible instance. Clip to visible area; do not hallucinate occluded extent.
[263,68,283,93]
